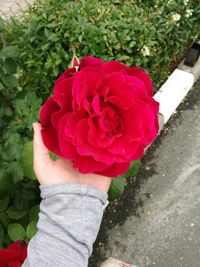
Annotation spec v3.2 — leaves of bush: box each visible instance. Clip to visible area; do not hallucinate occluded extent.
[29,205,39,221]
[0,196,9,212]
[0,212,10,228]
[0,17,5,32]
[26,220,37,239]
[108,177,125,201]
[8,223,26,242]
[0,224,4,249]
[121,160,142,178]
[7,207,27,220]
[0,46,19,59]
[21,141,36,180]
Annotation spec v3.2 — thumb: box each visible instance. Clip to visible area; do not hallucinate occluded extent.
[33,122,51,167]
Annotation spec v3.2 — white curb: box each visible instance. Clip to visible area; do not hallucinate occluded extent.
[100,257,137,267]
[153,69,194,124]
[153,45,200,129]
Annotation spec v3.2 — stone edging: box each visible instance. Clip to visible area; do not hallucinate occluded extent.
[154,41,200,131]
[0,0,35,20]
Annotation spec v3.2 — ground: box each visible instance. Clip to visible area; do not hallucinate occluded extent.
[0,0,35,20]
[90,79,200,267]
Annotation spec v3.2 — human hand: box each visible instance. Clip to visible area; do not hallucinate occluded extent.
[33,122,111,192]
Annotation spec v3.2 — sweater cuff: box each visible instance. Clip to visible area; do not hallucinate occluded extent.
[39,183,108,205]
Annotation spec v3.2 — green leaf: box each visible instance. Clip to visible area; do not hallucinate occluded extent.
[108,176,125,201]
[0,224,4,249]
[0,46,19,59]
[0,212,10,228]
[0,196,10,212]
[121,160,141,178]
[26,220,37,239]
[8,223,26,242]
[50,151,58,161]
[0,82,4,91]
[3,58,17,74]
[21,141,36,180]
[2,74,18,88]
[0,168,13,195]
[29,205,39,221]
[7,207,27,220]
[0,17,5,32]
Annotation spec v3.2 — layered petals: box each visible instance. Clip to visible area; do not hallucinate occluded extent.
[40,56,159,177]
[0,240,27,267]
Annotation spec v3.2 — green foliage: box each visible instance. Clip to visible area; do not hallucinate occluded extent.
[8,223,26,242]
[0,17,5,33]
[108,160,141,200]
[0,197,10,212]
[0,224,4,249]
[29,205,39,221]
[26,220,37,239]
[0,0,200,248]
[21,141,36,180]
[108,177,125,201]
[121,161,142,179]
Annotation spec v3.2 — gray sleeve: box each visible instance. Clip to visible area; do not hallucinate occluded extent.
[22,183,108,267]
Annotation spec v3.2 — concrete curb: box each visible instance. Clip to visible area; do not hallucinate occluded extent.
[100,257,138,267]
[154,43,200,130]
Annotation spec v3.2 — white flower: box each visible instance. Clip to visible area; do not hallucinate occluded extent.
[183,0,189,5]
[172,13,181,22]
[141,45,150,56]
[185,9,193,17]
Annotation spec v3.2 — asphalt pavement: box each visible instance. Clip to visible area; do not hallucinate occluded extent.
[90,79,200,267]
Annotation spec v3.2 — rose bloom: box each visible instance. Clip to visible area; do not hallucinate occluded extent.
[0,240,27,267]
[40,57,159,177]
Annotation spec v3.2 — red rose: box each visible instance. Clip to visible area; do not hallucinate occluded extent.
[40,56,159,177]
[0,240,27,267]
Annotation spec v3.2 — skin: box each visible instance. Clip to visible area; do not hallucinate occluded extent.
[33,122,111,192]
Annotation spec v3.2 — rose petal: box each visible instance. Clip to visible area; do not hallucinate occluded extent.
[75,119,126,164]
[75,119,100,156]
[51,108,66,129]
[126,67,154,96]
[41,127,61,156]
[103,61,154,96]
[97,135,116,148]
[20,243,27,262]
[108,137,140,160]
[102,60,126,73]
[97,162,130,177]
[40,97,60,128]
[0,249,19,266]
[131,144,145,160]
[55,67,75,86]
[54,78,73,109]
[92,94,101,114]
[123,110,144,142]
[8,261,22,267]
[80,56,105,69]
[72,69,102,105]
[73,156,108,173]
[58,115,78,160]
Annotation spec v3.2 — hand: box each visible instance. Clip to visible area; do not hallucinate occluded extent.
[33,122,111,192]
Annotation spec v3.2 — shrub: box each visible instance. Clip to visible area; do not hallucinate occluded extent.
[0,0,199,248]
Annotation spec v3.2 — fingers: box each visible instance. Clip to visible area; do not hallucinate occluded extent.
[33,122,51,167]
